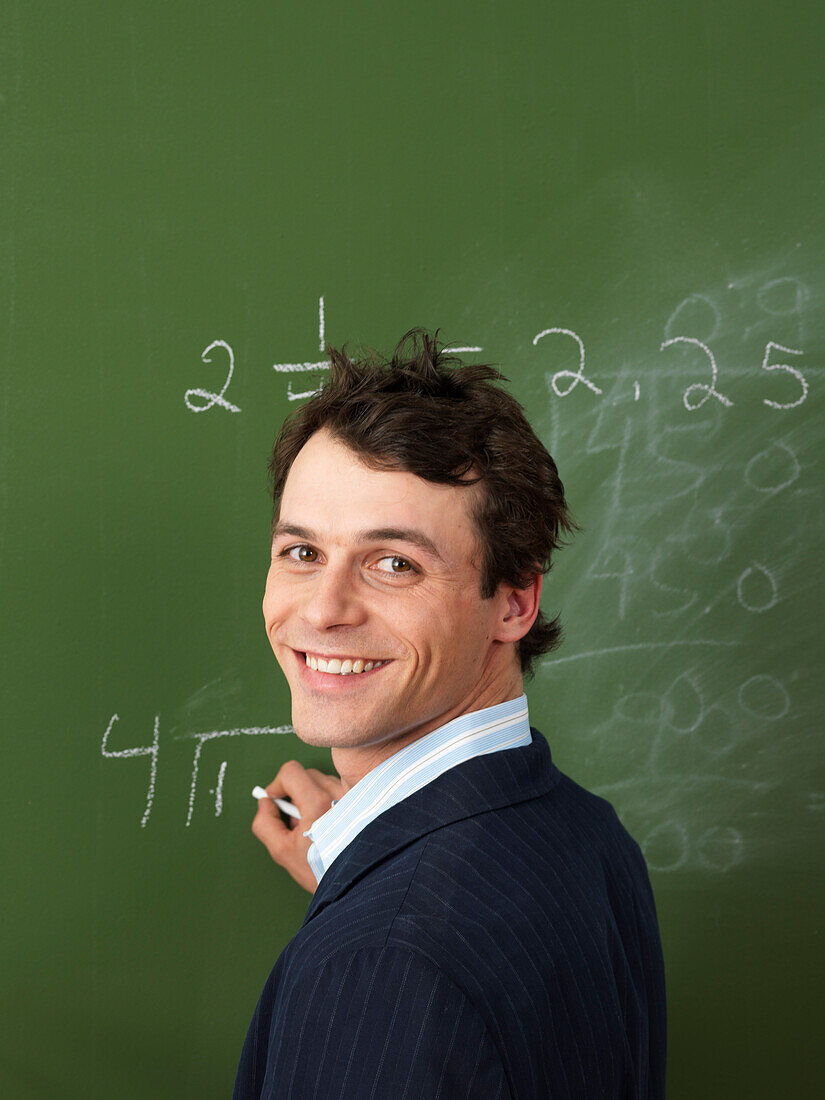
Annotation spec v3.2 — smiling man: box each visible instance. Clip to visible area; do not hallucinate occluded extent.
[233,331,667,1098]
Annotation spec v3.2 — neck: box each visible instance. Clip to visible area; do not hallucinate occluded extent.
[331,657,524,791]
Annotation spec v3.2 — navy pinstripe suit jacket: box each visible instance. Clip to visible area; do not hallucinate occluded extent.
[234,729,667,1098]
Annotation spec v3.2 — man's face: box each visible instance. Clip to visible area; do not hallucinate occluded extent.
[263,428,515,757]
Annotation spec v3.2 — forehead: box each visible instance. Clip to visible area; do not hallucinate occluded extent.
[278,430,480,564]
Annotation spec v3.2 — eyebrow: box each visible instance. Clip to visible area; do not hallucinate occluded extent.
[271,522,448,566]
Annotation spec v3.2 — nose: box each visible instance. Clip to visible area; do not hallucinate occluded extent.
[300,557,367,632]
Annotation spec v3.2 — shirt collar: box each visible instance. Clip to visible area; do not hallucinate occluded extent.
[303,693,531,883]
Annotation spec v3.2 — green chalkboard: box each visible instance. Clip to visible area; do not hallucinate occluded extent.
[3,1,823,1096]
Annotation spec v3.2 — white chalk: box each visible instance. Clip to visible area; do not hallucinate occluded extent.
[252,786,302,819]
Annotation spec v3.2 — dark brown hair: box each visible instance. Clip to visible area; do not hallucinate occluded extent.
[268,328,576,680]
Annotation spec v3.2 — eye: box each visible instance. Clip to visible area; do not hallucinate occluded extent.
[374,555,416,575]
[282,544,318,563]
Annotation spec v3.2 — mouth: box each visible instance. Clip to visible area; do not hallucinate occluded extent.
[292,649,393,689]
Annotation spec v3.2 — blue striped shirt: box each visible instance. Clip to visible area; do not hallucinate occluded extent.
[303,693,532,883]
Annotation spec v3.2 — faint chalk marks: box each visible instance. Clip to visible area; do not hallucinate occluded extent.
[644,418,708,501]
[663,671,703,733]
[177,672,243,720]
[738,675,791,721]
[614,692,662,725]
[669,506,733,567]
[744,440,801,494]
[639,820,750,874]
[692,704,738,757]
[664,293,721,343]
[541,639,740,670]
[696,826,745,871]
[649,545,698,617]
[756,277,809,318]
[641,821,689,872]
[585,376,632,455]
[587,543,634,619]
[736,563,778,612]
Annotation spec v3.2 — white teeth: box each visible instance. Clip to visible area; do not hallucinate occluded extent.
[304,653,385,676]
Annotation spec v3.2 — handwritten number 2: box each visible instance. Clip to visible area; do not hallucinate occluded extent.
[534,327,603,397]
[660,336,733,411]
[185,340,241,413]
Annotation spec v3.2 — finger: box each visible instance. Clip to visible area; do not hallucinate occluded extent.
[251,795,290,857]
[266,760,336,818]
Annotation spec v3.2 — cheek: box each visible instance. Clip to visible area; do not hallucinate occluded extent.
[262,577,287,632]
[405,592,483,667]
[447,599,495,666]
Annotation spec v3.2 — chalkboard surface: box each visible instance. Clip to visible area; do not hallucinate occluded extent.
[3,2,823,1096]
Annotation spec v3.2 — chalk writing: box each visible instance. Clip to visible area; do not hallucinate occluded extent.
[756,276,809,319]
[744,440,800,493]
[660,336,734,411]
[187,282,816,415]
[185,340,241,413]
[212,760,228,816]
[760,341,808,409]
[179,724,291,826]
[100,714,290,827]
[100,713,159,828]
[273,295,328,375]
[164,266,824,879]
[736,563,779,613]
[664,293,721,343]
[534,326,603,396]
[738,675,790,721]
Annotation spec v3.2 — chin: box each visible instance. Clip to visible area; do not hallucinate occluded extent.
[290,705,395,751]
[290,722,335,747]
[289,707,358,748]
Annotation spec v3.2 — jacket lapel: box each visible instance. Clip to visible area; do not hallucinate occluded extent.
[302,727,559,926]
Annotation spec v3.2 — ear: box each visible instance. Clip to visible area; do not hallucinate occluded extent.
[494,572,543,644]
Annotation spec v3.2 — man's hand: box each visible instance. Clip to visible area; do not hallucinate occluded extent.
[252,761,345,894]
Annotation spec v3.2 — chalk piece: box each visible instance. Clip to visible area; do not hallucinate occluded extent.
[252,786,302,820]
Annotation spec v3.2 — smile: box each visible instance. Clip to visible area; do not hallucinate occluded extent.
[302,652,391,676]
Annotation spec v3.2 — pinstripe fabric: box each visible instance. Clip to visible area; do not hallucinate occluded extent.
[234,729,667,1098]
[304,694,532,883]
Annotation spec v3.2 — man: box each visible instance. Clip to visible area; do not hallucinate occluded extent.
[234,330,667,1098]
